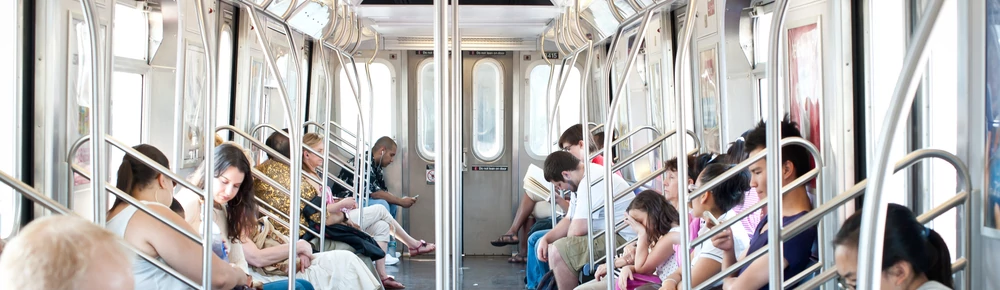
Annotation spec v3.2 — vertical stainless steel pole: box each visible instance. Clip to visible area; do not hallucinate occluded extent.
[193,0,218,287]
[319,45,332,253]
[434,0,452,286]
[451,1,463,288]
[78,0,105,229]
[765,0,791,286]
[856,0,944,288]
[676,2,699,289]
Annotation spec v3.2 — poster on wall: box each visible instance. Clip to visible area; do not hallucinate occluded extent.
[984,0,1000,238]
[699,46,721,152]
[786,17,823,153]
[182,44,208,168]
[697,0,719,38]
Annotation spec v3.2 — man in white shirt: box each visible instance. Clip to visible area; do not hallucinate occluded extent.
[536,151,637,289]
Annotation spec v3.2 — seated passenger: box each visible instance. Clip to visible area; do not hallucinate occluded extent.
[538,151,637,289]
[254,132,398,288]
[302,133,434,285]
[0,215,134,290]
[652,163,752,289]
[177,143,379,290]
[492,124,602,262]
[833,203,953,290]
[576,190,681,290]
[331,137,415,219]
[711,116,818,290]
[106,144,249,289]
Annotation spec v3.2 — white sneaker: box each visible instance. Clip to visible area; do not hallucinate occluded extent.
[385,254,400,266]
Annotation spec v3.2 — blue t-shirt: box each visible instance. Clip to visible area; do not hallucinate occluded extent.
[738,211,817,290]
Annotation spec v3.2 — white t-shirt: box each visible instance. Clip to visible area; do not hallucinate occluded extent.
[915,281,952,290]
[694,210,750,265]
[566,163,637,241]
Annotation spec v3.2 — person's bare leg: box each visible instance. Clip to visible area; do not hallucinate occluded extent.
[505,193,537,235]
[550,244,580,289]
[519,217,535,255]
[377,241,388,277]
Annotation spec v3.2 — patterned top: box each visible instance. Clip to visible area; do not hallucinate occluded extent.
[331,153,386,198]
[253,159,322,237]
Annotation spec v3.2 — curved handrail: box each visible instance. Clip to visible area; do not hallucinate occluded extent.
[0,170,201,288]
[672,1,701,289]
[791,149,973,290]
[856,0,948,289]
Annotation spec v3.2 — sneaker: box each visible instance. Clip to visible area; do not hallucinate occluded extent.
[385,254,400,266]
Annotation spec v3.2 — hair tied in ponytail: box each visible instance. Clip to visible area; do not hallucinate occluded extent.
[922,226,931,238]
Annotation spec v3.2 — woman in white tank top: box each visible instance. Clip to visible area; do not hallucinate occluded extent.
[106,144,250,290]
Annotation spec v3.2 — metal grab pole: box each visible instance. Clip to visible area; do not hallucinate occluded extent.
[451,2,463,287]
[674,1,699,289]
[244,6,303,288]
[193,0,219,286]
[763,0,792,287]
[318,45,336,252]
[579,39,597,271]
[856,0,945,289]
[433,0,452,286]
[602,9,655,290]
[78,0,106,229]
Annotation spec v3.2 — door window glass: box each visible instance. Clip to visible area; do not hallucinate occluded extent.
[417,60,435,160]
[473,59,504,161]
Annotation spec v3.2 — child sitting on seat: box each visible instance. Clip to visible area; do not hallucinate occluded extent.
[575,190,681,290]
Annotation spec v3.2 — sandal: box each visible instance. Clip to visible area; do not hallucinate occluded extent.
[381,276,406,289]
[408,240,437,256]
[508,254,526,264]
[490,234,519,247]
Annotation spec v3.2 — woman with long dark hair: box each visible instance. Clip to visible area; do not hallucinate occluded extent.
[833,203,953,290]
[106,144,249,289]
[177,143,379,290]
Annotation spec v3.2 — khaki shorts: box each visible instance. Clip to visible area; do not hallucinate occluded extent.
[552,234,627,274]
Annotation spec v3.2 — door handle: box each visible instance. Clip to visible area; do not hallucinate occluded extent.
[462,149,469,172]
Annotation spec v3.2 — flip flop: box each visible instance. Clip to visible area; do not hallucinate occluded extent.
[408,240,436,256]
[508,255,526,264]
[490,234,519,247]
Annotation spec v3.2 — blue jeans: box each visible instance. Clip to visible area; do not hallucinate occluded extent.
[262,279,314,290]
[526,229,551,289]
[367,198,398,219]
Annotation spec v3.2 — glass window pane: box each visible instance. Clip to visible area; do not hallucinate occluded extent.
[926,0,959,262]
[109,72,144,182]
[217,27,233,132]
[0,0,15,238]
[473,60,504,161]
[113,4,147,60]
[526,65,581,157]
[339,63,393,145]
[753,12,772,66]
[418,61,436,159]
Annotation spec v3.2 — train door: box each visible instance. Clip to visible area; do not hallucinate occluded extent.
[461,52,515,255]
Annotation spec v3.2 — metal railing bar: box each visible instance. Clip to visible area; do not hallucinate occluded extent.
[672,0,701,287]
[781,260,823,289]
[254,196,323,239]
[241,124,360,190]
[687,137,821,201]
[0,170,202,288]
[254,122,360,174]
[791,268,838,290]
[104,135,205,199]
[329,121,359,139]
[694,242,769,290]
[70,164,204,244]
[856,0,946,287]
[589,167,667,215]
[915,191,968,225]
[588,129,701,175]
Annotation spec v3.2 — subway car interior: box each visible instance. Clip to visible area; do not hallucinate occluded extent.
[1,0,1000,289]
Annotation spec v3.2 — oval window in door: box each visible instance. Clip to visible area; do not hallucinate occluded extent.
[472,59,504,161]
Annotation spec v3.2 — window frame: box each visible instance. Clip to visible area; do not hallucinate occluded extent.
[337,59,397,146]
[523,61,583,160]
[471,58,506,162]
[416,58,436,161]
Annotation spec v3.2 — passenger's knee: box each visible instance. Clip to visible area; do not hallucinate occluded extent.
[548,245,563,266]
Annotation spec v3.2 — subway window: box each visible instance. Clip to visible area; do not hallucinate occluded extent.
[526,64,581,157]
[109,3,148,186]
[339,62,393,145]
[417,60,436,160]
[217,26,234,131]
[472,59,505,161]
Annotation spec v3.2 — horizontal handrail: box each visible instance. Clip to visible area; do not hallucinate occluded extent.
[255,196,322,238]
[248,123,361,179]
[588,129,701,186]
[0,169,201,288]
[590,167,668,215]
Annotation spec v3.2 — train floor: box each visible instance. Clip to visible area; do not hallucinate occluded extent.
[388,255,527,290]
